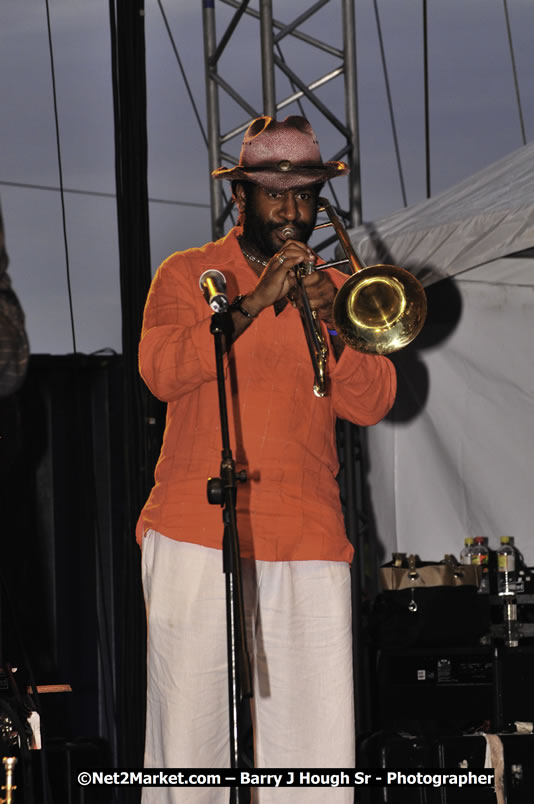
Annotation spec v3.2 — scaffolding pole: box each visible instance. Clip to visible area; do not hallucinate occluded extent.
[202,0,370,739]
[202,0,361,237]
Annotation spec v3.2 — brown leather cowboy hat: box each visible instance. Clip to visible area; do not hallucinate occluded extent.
[211,115,348,191]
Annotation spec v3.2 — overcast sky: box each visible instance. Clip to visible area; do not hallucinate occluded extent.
[1,0,533,354]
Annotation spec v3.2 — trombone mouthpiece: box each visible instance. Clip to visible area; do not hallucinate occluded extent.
[281,226,295,239]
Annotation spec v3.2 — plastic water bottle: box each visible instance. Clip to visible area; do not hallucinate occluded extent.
[471,536,489,593]
[497,536,517,596]
[460,537,474,565]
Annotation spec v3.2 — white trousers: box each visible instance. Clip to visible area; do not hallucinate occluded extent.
[141,531,355,803]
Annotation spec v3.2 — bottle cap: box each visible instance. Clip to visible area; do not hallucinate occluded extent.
[464,537,474,545]
[500,536,513,544]
[474,536,486,544]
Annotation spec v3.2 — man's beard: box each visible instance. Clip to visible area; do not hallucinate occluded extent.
[242,205,317,259]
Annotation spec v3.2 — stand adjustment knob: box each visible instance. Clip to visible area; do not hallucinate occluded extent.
[207,477,224,505]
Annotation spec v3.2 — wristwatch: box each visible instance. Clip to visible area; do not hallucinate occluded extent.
[230,294,257,319]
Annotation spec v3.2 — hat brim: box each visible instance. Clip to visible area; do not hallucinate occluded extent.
[211,161,349,190]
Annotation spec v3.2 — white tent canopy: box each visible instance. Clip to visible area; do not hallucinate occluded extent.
[344,143,534,567]
[349,141,534,287]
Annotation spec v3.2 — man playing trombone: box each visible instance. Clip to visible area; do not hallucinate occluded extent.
[137,115,396,802]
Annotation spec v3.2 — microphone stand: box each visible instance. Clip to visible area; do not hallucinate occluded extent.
[207,310,252,803]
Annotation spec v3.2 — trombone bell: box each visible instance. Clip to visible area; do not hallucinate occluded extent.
[333,264,427,354]
[289,198,428,396]
[317,198,427,356]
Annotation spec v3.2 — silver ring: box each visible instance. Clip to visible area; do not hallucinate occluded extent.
[277,253,287,264]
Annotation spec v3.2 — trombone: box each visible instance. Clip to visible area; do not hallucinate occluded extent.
[290,197,427,397]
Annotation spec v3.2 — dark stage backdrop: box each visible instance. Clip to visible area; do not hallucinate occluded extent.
[0,353,155,801]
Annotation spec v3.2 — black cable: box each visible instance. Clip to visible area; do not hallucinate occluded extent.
[502,0,527,145]
[44,0,77,354]
[422,0,431,198]
[373,0,408,207]
[0,179,209,208]
[155,1,236,227]
[156,0,209,146]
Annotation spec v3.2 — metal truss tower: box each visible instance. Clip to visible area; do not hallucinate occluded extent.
[202,0,361,241]
[202,0,374,734]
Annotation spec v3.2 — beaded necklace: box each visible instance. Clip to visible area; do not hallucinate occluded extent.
[238,239,268,267]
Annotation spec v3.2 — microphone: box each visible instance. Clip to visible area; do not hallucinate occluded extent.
[199,269,229,312]
[281,226,316,274]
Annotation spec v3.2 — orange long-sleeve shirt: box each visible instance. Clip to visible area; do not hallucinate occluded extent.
[137,227,396,562]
